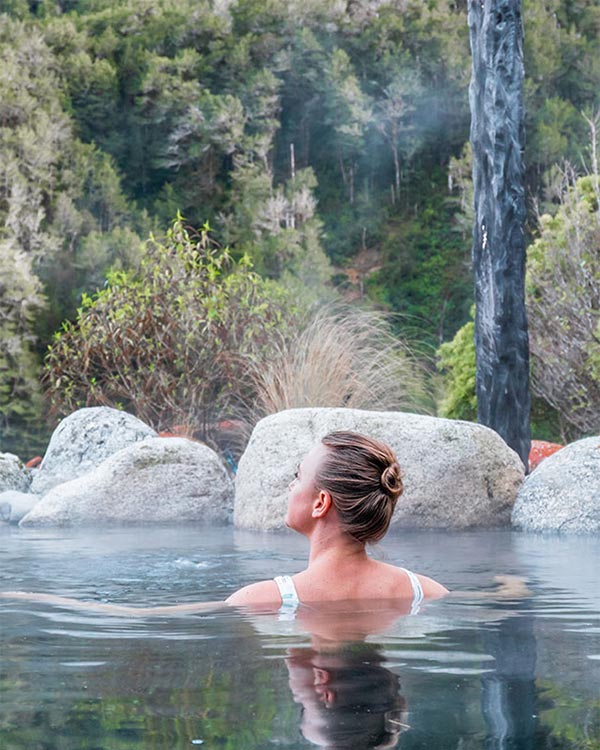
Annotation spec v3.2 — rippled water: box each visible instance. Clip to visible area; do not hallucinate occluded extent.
[1,526,598,750]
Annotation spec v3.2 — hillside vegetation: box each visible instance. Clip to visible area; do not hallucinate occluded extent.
[1,0,599,456]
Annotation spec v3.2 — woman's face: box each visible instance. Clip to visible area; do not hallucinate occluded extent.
[286,648,406,749]
[285,442,328,533]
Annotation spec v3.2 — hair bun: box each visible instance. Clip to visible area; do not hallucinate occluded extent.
[380,462,403,498]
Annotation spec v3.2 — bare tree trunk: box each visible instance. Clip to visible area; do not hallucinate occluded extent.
[393,147,400,205]
[392,127,400,202]
[468,0,531,467]
[290,142,296,180]
[583,110,600,228]
[339,154,347,188]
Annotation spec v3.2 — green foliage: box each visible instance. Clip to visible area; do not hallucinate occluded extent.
[45,219,293,447]
[528,97,584,169]
[523,0,600,182]
[537,680,600,750]
[1,0,599,452]
[0,632,284,750]
[0,15,150,453]
[0,243,47,457]
[0,17,147,334]
[437,317,477,421]
[224,162,333,290]
[365,168,473,345]
[436,310,564,442]
[527,172,600,435]
[447,142,474,240]
[6,0,596,341]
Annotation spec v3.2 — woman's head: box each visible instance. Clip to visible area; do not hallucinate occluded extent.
[315,431,403,544]
[286,644,407,750]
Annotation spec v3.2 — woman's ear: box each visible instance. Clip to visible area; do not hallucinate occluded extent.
[312,490,332,518]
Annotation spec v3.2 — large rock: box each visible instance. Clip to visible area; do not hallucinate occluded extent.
[0,453,30,493]
[0,490,40,523]
[31,407,156,495]
[234,408,524,530]
[20,437,233,526]
[512,436,600,533]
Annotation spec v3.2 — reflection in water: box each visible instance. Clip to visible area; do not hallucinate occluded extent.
[286,643,407,750]
[481,610,539,750]
[280,601,414,750]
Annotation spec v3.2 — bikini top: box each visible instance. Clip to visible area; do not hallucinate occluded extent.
[274,567,425,615]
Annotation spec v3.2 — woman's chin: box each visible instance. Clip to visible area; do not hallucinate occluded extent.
[285,516,301,534]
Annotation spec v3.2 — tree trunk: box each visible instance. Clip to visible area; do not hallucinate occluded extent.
[392,122,401,203]
[468,0,531,467]
[393,145,400,206]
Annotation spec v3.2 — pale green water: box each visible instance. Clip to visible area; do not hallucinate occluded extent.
[1,526,598,749]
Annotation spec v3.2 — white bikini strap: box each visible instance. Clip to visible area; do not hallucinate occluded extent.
[400,567,424,614]
[274,575,300,608]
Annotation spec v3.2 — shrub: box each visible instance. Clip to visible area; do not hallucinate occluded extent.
[527,173,600,435]
[45,218,291,448]
[46,220,435,460]
[436,314,563,442]
[436,316,477,422]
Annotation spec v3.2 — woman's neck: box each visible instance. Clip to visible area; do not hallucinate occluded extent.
[307,526,368,567]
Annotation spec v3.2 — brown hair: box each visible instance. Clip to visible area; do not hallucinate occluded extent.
[316,431,403,544]
[286,645,406,750]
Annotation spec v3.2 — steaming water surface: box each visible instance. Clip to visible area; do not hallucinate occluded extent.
[1,526,598,749]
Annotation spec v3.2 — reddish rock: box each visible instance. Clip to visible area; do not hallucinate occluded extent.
[25,456,42,469]
[528,440,563,471]
[159,424,195,439]
[216,419,245,431]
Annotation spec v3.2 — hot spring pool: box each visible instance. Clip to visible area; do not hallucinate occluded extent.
[1,526,598,749]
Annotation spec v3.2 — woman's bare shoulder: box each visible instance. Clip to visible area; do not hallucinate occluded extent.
[415,574,449,598]
[226,579,282,607]
[373,561,449,599]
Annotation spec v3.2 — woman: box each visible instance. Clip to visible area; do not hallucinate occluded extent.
[1,431,447,615]
[285,643,408,750]
[227,430,447,609]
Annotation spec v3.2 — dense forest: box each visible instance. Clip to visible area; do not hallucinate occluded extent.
[1,0,599,458]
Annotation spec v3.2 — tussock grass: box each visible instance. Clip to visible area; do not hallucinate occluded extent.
[247,305,435,421]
